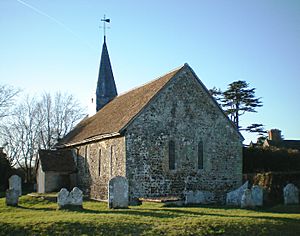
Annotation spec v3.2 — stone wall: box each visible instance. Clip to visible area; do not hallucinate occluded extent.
[44,172,71,192]
[75,136,126,200]
[125,68,242,202]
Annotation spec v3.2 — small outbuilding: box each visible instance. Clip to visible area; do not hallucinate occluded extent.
[36,149,77,193]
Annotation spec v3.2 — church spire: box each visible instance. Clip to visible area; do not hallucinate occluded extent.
[96,16,117,112]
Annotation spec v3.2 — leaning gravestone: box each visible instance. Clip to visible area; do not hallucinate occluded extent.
[108,176,128,209]
[9,175,22,196]
[226,181,248,206]
[241,189,254,208]
[251,185,263,206]
[57,187,83,209]
[5,189,19,206]
[283,183,299,205]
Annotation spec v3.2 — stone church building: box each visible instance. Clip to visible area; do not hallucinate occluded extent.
[37,35,243,203]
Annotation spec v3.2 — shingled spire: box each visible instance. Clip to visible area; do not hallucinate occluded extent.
[96,17,117,112]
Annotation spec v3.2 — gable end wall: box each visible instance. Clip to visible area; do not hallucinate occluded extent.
[125,68,242,202]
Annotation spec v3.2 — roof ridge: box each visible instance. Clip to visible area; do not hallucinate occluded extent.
[116,64,185,98]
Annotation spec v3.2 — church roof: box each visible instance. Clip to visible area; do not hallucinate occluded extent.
[38,149,76,172]
[58,63,243,147]
[96,38,118,111]
[58,65,184,147]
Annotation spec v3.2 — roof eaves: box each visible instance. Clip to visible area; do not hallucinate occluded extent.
[57,132,121,148]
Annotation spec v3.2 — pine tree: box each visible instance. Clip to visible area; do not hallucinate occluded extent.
[210,80,265,134]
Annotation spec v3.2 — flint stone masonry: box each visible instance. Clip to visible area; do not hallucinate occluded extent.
[251,185,263,206]
[226,181,248,206]
[57,187,83,209]
[76,137,125,200]
[241,189,254,208]
[185,190,214,204]
[108,176,128,209]
[125,69,242,203]
[67,65,243,203]
[283,183,299,205]
[5,189,19,206]
[9,175,22,196]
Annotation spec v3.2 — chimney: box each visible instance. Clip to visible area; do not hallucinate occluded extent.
[268,129,282,143]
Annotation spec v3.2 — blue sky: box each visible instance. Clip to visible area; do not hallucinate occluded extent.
[1,0,300,144]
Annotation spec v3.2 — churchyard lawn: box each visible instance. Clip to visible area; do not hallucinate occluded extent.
[0,194,299,236]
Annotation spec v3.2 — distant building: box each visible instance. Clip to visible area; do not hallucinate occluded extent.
[263,129,300,151]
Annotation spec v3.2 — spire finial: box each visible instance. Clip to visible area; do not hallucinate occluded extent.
[101,15,110,42]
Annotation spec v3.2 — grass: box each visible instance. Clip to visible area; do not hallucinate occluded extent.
[0,194,300,236]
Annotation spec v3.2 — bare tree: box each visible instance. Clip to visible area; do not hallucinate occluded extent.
[38,92,85,149]
[0,84,21,118]
[0,92,86,182]
[0,96,41,182]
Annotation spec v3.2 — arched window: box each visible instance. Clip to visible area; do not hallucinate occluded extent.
[169,140,175,170]
[198,141,204,169]
[98,149,101,176]
[84,145,88,173]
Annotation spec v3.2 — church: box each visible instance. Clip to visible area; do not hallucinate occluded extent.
[36,30,243,204]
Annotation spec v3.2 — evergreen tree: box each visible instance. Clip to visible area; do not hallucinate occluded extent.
[210,80,265,134]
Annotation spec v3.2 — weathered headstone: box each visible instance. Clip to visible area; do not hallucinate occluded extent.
[5,189,19,206]
[226,181,248,206]
[283,183,299,205]
[9,175,22,196]
[57,187,83,209]
[108,176,128,209]
[57,188,70,208]
[69,187,83,206]
[251,185,263,206]
[241,189,254,208]
[185,190,214,205]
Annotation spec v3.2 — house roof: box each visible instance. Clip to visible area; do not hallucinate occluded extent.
[265,139,300,150]
[58,65,184,147]
[38,149,76,172]
[58,63,243,147]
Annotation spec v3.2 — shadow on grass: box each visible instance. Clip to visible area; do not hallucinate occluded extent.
[153,207,300,224]
[0,220,152,236]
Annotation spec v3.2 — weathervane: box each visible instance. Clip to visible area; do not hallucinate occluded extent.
[101,15,110,42]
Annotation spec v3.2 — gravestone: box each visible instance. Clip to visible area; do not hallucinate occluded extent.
[57,188,70,208]
[251,185,263,206]
[9,175,22,196]
[57,187,83,209]
[108,176,128,209]
[5,189,19,206]
[241,189,254,208]
[185,190,214,205]
[69,187,83,206]
[283,183,299,205]
[226,181,248,206]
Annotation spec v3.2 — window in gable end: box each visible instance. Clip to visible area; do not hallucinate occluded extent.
[198,141,204,169]
[169,140,175,170]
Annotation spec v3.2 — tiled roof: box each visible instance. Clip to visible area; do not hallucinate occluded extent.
[58,65,184,147]
[38,149,76,172]
[266,140,300,150]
